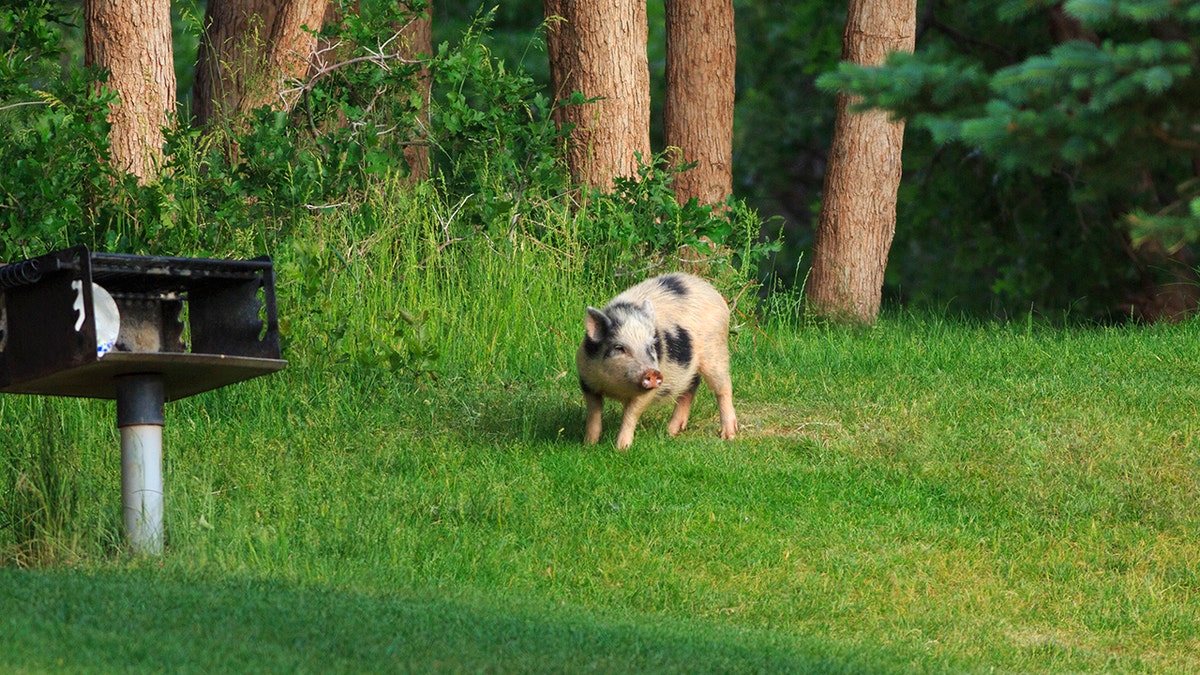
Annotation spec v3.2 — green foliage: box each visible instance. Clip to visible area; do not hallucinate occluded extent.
[271,183,450,382]
[576,151,779,288]
[131,0,438,256]
[820,1,1200,265]
[0,395,119,566]
[890,162,1139,318]
[731,2,844,254]
[0,3,119,259]
[1067,0,1200,23]
[427,10,570,233]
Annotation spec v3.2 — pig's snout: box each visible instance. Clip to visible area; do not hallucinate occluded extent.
[640,369,663,390]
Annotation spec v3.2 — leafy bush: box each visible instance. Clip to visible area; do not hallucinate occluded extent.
[0,3,120,260]
[576,151,779,292]
[425,10,571,239]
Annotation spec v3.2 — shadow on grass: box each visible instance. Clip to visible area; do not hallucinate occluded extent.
[0,567,897,673]
[473,389,705,451]
[464,390,587,447]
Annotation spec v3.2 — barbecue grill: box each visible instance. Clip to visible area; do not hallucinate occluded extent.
[0,245,286,554]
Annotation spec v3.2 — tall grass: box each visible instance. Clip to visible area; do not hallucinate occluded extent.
[2,177,1199,671]
[275,180,597,380]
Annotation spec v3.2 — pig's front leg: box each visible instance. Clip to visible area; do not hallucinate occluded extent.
[615,394,655,450]
[583,388,605,445]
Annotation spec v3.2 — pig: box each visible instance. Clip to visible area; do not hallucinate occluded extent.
[576,272,739,450]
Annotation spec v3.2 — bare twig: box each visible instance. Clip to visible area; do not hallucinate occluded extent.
[1149,125,1200,153]
[277,19,427,106]
[0,100,50,113]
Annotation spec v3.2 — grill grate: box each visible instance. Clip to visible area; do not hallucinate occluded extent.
[1,245,283,400]
[88,252,271,296]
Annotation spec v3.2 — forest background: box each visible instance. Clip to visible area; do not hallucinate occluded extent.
[5,0,1200,322]
[463,0,1200,323]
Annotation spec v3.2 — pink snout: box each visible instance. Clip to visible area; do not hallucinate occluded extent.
[640,369,663,390]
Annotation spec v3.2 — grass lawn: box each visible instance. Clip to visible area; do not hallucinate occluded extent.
[1,197,1198,671]
[2,315,1198,672]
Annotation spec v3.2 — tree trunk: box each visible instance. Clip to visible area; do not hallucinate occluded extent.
[663,0,735,207]
[807,0,917,324]
[545,0,651,190]
[192,0,329,127]
[84,0,176,184]
[399,1,432,181]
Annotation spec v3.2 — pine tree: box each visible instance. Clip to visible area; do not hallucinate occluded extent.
[821,0,1200,252]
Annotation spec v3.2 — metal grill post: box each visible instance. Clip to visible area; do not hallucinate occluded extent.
[116,374,165,555]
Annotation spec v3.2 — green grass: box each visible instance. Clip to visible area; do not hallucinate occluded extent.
[2,184,1199,671]
[0,567,873,673]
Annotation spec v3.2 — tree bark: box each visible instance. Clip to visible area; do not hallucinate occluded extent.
[84,0,176,184]
[545,0,651,191]
[663,0,735,207]
[399,1,432,181]
[807,0,917,324]
[192,0,329,127]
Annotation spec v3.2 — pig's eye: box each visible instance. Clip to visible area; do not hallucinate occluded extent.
[610,344,626,356]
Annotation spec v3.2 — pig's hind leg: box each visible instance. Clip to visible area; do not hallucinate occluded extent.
[667,373,701,436]
[700,353,738,441]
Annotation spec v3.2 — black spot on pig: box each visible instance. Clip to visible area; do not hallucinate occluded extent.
[604,301,645,330]
[686,372,701,394]
[657,274,689,297]
[580,378,597,395]
[663,326,693,366]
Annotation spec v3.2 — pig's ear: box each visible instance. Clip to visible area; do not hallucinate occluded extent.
[585,307,611,340]
[641,300,656,324]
